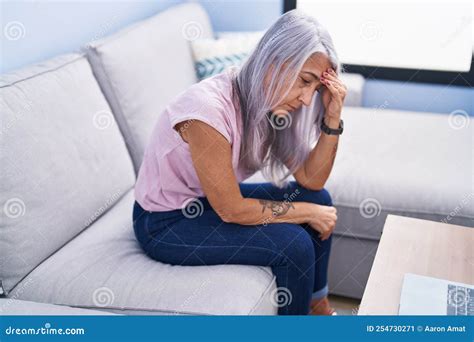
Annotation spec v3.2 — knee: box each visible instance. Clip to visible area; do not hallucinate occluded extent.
[292,182,333,207]
[315,188,333,207]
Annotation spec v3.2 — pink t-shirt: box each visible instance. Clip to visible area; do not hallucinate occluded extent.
[134,68,255,212]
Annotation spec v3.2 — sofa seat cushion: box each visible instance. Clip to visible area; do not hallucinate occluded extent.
[85,3,213,174]
[9,189,277,315]
[0,53,136,294]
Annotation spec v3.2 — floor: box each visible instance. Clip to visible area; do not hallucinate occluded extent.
[328,294,361,315]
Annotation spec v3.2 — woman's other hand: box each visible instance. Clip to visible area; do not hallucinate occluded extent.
[308,204,338,240]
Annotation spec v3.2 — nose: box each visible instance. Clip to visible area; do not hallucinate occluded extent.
[298,87,313,107]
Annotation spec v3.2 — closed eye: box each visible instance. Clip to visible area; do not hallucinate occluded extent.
[299,76,312,85]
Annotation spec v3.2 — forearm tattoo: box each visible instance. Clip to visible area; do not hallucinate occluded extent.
[259,199,295,217]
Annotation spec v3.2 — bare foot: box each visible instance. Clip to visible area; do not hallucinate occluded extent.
[309,296,337,315]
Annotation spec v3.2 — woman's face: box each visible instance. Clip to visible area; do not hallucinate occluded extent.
[271,53,333,115]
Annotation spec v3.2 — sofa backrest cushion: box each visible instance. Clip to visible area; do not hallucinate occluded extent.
[0,53,136,293]
[85,3,213,174]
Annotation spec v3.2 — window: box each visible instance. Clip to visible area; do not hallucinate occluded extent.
[286,0,473,85]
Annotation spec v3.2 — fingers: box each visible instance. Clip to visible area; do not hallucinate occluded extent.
[321,207,337,240]
[325,218,336,230]
[320,230,332,241]
[317,219,335,241]
[311,205,338,240]
[321,69,347,98]
[321,70,337,82]
[319,229,330,241]
[319,219,331,233]
[322,69,344,87]
[319,229,332,241]
[320,76,339,95]
[325,206,338,221]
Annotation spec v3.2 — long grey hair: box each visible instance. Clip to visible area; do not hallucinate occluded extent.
[232,9,342,188]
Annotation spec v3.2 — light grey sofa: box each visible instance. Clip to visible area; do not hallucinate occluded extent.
[0,3,277,316]
[1,2,472,316]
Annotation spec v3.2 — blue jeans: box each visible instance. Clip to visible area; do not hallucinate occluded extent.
[132,181,333,315]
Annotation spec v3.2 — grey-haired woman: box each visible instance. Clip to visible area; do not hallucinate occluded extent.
[133,9,347,315]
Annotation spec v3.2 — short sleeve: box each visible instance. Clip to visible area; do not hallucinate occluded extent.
[167,82,232,144]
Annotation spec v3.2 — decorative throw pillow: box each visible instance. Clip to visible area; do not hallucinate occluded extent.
[190,31,264,80]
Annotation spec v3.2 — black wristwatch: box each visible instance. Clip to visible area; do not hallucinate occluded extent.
[321,118,344,135]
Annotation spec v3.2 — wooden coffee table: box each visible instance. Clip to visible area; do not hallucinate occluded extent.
[358,214,474,315]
